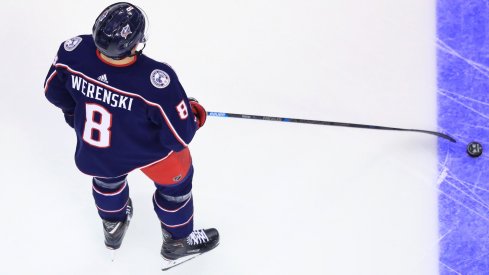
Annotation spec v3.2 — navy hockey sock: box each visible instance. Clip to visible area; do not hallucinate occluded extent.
[153,167,194,239]
[92,175,129,222]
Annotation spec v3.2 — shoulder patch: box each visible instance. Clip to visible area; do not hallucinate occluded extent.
[52,54,58,66]
[64,36,83,52]
[150,69,171,89]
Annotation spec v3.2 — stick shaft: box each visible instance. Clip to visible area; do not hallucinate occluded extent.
[207,111,456,143]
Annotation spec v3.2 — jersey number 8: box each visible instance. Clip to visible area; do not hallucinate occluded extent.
[83,103,112,148]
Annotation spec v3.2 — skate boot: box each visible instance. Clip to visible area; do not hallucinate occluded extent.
[161,228,219,270]
[102,199,133,250]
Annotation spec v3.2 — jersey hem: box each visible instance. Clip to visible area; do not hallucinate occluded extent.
[77,150,174,179]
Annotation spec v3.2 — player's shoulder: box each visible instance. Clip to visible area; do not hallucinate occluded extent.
[55,34,94,64]
[139,55,181,90]
[141,55,178,78]
[136,55,187,103]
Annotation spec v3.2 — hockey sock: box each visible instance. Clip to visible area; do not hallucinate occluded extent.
[153,167,194,240]
[92,175,129,222]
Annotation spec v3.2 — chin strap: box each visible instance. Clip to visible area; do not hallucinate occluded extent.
[131,43,146,57]
[102,43,146,60]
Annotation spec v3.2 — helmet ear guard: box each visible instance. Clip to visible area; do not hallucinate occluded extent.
[92,2,149,60]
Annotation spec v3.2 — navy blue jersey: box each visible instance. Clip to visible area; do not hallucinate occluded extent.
[44,35,198,178]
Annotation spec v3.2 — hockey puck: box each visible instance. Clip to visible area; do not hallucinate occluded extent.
[467,142,483,157]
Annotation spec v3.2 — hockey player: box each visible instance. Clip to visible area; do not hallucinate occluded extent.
[43,2,219,270]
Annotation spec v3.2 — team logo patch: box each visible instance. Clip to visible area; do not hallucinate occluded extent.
[64,36,83,52]
[52,55,58,66]
[150,69,171,89]
[121,24,132,39]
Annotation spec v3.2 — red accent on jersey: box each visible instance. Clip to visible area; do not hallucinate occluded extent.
[141,147,192,185]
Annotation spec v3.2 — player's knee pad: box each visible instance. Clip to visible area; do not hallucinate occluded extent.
[153,167,194,239]
[92,175,129,221]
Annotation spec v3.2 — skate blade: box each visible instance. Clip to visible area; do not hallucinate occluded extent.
[161,254,200,271]
[106,248,117,262]
[161,242,220,271]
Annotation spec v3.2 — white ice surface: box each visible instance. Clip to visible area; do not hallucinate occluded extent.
[0,0,438,274]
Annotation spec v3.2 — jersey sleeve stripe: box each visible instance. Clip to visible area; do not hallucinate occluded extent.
[54,63,188,147]
[44,71,58,92]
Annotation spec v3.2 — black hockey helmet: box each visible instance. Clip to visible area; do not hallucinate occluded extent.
[93,2,148,59]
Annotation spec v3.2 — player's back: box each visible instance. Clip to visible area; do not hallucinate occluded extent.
[44,35,198,178]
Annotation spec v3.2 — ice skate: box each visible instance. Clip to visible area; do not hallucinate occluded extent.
[161,228,219,270]
[102,199,133,250]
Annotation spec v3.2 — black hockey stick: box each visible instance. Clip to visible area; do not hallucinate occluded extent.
[207,111,456,143]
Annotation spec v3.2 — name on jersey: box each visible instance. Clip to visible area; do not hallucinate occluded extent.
[71,75,134,111]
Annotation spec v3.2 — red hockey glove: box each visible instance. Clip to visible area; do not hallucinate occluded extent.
[188,97,206,129]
